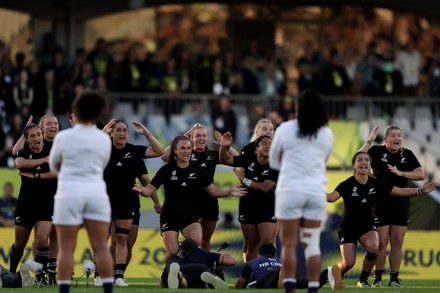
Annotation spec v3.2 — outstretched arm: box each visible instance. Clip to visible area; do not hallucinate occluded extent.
[390,181,437,197]
[219,132,234,166]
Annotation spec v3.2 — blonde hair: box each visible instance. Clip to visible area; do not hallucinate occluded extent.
[250,118,273,142]
[383,125,405,157]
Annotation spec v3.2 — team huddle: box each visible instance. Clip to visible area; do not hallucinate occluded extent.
[1,89,436,293]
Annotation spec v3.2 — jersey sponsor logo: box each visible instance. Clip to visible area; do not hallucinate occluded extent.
[239,214,245,221]
[116,162,123,167]
[36,166,41,171]
[248,162,255,172]
[381,153,388,162]
[201,163,207,167]
[351,186,358,197]
[171,170,177,180]
[191,154,197,161]
[361,198,367,203]
[189,173,196,179]
[368,188,376,194]
[162,223,169,230]
[29,154,32,159]
[124,152,131,159]
[181,182,187,186]
[401,157,406,163]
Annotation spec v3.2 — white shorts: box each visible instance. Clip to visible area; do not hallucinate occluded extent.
[275,189,326,221]
[53,194,111,225]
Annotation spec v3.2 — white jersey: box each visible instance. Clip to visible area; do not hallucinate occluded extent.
[269,119,333,220]
[49,124,112,224]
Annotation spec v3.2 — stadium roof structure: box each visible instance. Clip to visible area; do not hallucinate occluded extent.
[2,0,440,20]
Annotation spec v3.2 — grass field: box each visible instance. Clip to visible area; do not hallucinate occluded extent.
[2,278,440,292]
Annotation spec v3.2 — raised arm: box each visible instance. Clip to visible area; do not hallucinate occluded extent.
[102,118,116,134]
[219,132,234,166]
[132,121,164,158]
[358,126,379,153]
[12,115,33,155]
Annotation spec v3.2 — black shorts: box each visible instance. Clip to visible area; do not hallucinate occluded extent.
[375,207,409,227]
[160,212,200,233]
[15,204,53,227]
[198,198,219,221]
[132,208,141,226]
[110,197,135,220]
[338,223,377,245]
[238,207,276,225]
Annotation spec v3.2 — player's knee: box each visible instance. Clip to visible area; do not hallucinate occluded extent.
[300,227,321,258]
[341,259,355,270]
[365,251,378,261]
[114,226,130,241]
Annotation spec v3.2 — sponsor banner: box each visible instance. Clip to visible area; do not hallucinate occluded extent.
[0,228,439,279]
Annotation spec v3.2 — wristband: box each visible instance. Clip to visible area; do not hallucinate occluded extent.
[242,178,252,188]
[417,187,423,195]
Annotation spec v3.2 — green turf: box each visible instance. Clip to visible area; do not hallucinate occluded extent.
[1,278,440,292]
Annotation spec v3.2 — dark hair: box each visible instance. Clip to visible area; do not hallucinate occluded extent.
[255,135,271,147]
[169,135,191,165]
[297,89,328,139]
[111,120,128,130]
[180,238,198,252]
[72,91,107,123]
[23,124,40,138]
[259,243,276,257]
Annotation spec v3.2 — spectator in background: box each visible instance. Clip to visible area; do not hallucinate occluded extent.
[195,41,214,94]
[223,49,242,94]
[73,62,97,97]
[184,101,211,128]
[248,103,266,138]
[296,41,321,92]
[70,48,86,89]
[427,40,440,98]
[321,48,352,96]
[87,38,112,80]
[120,43,144,93]
[52,49,70,115]
[212,57,229,96]
[0,182,18,227]
[258,60,284,110]
[395,39,422,96]
[211,95,237,138]
[242,36,265,94]
[0,67,13,121]
[354,41,383,96]
[276,95,295,123]
[13,70,34,114]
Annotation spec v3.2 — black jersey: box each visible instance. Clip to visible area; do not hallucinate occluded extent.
[43,138,53,149]
[151,162,213,216]
[15,146,57,205]
[104,144,147,198]
[191,149,220,216]
[368,145,421,209]
[233,154,278,215]
[335,176,393,229]
[240,142,256,155]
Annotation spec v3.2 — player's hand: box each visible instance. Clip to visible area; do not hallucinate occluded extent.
[132,121,151,138]
[102,118,116,134]
[368,126,380,144]
[221,132,233,147]
[232,167,245,182]
[421,181,438,194]
[133,183,144,195]
[153,203,162,214]
[229,184,247,197]
[387,164,402,176]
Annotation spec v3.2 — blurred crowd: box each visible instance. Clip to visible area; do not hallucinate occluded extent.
[1,32,440,167]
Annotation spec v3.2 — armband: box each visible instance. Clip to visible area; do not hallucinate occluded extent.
[417,187,423,195]
[242,178,252,188]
